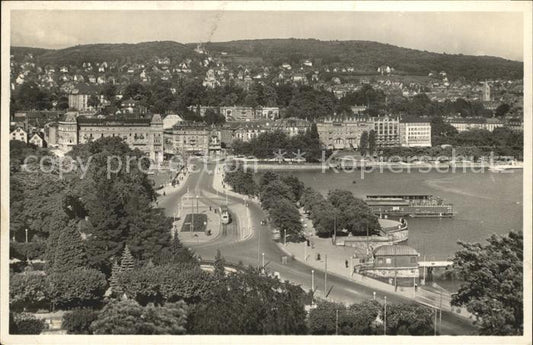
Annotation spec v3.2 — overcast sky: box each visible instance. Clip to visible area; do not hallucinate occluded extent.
[10,10,524,61]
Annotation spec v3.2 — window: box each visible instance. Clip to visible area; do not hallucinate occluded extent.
[386,258,392,264]
[377,258,384,264]
[410,257,417,263]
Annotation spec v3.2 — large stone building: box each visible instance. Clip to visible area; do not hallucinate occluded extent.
[373,116,400,147]
[68,84,95,111]
[447,117,505,132]
[189,105,280,121]
[164,122,221,156]
[399,119,432,147]
[271,117,310,137]
[57,112,164,162]
[219,118,310,147]
[317,116,432,149]
[220,106,255,121]
[220,121,269,145]
[255,107,280,120]
[317,117,373,150]
[57,112,79,152]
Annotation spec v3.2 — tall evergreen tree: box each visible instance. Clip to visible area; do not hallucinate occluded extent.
[120,245,135,272]
[368,130,376,156]
[109,261,123,297]
[359,131,368,156]
[52,219,87,273]
[159,236,197,265]
[68,137,173,273]
[214,249,225,278]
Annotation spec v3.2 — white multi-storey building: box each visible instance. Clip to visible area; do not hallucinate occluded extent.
[372,116,401,147]
[399,119,432,147]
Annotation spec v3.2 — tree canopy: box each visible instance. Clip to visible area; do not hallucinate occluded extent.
[90,300,187,335]
[186,269,309,334]
[451,231,523,335]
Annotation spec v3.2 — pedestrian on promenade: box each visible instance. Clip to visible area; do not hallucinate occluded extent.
[345,259,349,268]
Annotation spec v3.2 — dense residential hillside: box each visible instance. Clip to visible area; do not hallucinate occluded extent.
[12,39,522,80]
[198,39,523,80]
[12,41,195,65]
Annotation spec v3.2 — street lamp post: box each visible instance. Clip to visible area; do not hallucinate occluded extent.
[25,229,28,243]
[324,254,328,296]
[335,309,339,335]
[439,287,443,333]
[257,225,261,269]
[384,296,387,335]
[311,269,315,292]
[434,307,438,336]
[262,252,265,269]
[191,194,194,232]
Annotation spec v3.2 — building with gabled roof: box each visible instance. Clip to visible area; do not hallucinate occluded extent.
[29,132,46,148]
[10,126,27,143]
[359,244,420,287]
[56,112,164,162]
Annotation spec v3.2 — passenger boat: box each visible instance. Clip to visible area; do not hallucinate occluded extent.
[365,194,454,218]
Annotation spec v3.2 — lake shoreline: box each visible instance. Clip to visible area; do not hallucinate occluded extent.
[229,161,524,172]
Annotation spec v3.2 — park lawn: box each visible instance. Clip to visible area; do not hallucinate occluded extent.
[181,213,208,232]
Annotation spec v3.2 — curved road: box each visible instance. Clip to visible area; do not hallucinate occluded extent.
[157,159,476,335]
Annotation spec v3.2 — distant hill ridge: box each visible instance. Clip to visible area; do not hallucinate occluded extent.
[11,38,523,80]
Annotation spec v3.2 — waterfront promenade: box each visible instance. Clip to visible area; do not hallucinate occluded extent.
[228,158,524,173]
[212,163,471,319]
[280,210,472,319]
[155,159,476,334]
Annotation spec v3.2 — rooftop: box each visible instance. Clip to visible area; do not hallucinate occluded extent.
[400,117,432,124]
[77,116,151,126]
[374,244,419,256]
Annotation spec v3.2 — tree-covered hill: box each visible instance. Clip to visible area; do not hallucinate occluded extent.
[198,38,523,80]
[11,38,523,80]
[11,41,196,65]
[10,46,50,59]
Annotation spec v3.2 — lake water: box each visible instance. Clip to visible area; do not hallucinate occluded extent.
[279,168,523,260]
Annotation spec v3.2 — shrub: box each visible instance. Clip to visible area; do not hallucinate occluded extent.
[10,272,50,312]
[48,268,107,309]
[90,300,187,334]
[119,263,215,305]
[9,312,45,334]
[10,241,47,261]
[186,270,308,335]
[62,308,99,334]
